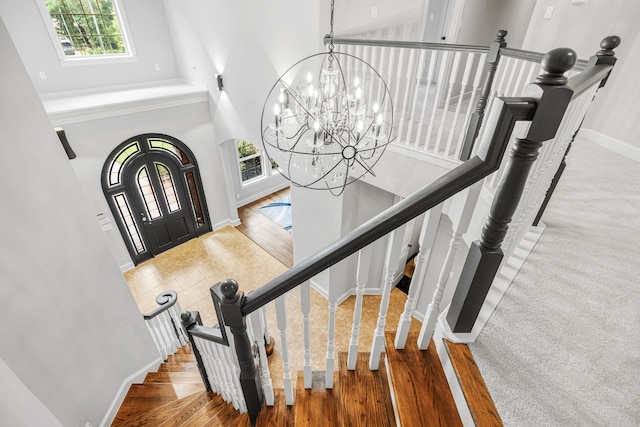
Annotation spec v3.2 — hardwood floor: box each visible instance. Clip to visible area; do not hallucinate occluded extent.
[236,187,293,268]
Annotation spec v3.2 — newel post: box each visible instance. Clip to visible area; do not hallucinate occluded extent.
[533,35,620,226]
[181,310,212,391]
[219,279,263,426]
[447,47,577,333]
[459,29,508,161]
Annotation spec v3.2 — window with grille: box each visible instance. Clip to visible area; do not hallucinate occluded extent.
[236,140,265,183]
[40,0,133,59]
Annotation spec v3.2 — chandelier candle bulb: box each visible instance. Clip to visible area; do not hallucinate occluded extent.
[260,0,395,195]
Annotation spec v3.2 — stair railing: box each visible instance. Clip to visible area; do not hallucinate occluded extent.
[179,283,274,416]
[327,30,591,163]
[142,290,188,360]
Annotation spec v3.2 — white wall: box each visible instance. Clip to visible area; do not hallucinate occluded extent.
[0,0,180,94]
[521,0,640,149]
[0,17,158,427]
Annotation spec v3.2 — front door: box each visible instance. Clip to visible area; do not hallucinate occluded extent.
[127,153,196,255]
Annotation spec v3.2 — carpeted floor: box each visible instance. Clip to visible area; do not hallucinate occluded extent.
[469,136,640,426]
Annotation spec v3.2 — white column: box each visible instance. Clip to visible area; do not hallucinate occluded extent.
[418,182,483,349]
[395,203,443,348]
[347,247,371,369]
[369,224,407,370]
[275,296,294,405]
[301,280,313,388]
[325,301,337,388]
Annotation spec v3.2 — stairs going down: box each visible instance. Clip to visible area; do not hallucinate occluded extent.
[113,333,500,426]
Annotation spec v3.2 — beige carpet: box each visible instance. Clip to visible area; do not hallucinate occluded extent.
[469,137,640,426]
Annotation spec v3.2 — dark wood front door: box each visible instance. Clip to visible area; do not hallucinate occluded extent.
[127,154,196,255]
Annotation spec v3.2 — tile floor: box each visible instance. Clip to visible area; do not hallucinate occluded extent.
[124,225,421,388]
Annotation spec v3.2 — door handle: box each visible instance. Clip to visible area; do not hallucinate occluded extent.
[140,212,149,223]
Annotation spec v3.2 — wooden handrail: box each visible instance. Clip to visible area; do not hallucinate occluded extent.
[241,97,537,316]
[142,290,178,320]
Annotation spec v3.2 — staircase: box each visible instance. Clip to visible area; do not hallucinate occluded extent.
[113,332,500,426]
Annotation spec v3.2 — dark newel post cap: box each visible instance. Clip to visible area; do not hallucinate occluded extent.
[535,47,577,85]
[181,311,193,323]
[597,35,621,56]
[220,279,240,303]
[495,29,508,43]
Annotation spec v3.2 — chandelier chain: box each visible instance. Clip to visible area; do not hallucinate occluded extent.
[329,0,335,52]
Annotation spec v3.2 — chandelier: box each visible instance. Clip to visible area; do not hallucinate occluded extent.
[261,0,395,196]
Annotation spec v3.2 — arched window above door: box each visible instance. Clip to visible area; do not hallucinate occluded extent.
[102,134,211,264]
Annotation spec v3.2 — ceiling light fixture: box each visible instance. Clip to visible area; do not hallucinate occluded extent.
[261,0,395,196]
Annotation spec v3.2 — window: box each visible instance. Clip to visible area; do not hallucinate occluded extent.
[40,0,133,59]
[237,140,264,183]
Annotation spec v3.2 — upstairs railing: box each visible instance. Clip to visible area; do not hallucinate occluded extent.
[326,30,590,162]
[189,35,618,425]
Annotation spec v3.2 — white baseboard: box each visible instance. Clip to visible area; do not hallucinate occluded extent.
[433,326,475,426]
[119,261,135,273]
[99,356,163,427]
[236,182,290,208]
[310,279,383,305]
[579,128,640,163]
[211,218,241,230]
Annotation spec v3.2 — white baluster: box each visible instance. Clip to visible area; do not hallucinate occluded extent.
[301,280,313,388]
[434,51,462,154]
[396,48,417,143]
[392,46,407,116]
[457,53,486,153]
[275,296,294,405]
[446,52,474,157]
[406,49,427,145]
[325,301,337,388]
[224,344,247,413]
[248,311,274,405]
[511,59,528,97]
[415,50,438,148]
[151,317,169,359]
[201,338,222,396]
[212,339,235,407]
[395,203,443,348]
[348,247,371,369]
[370,225,406,369]
[424,51,449,152]
[161,311,178,353]
[418,182,483,349]
[145,320,164,359]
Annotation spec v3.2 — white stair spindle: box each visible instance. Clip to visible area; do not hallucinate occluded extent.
[457,53,486,152]
[406,49,427,145]
[396,48,417,143]
[418,182,483,349]
[224,344,247,412]
[415,50,438,148]
[248,311,274,405]
[435,51,462,154]
[424,51,449,152]
[145,320,164,359]
[301,280,313,388]
[395,203,443,348]
[446,52,474,157]
[275,296,294,405]
[348,247,371,369]
[370,225,406,369]
[325,301,337,388]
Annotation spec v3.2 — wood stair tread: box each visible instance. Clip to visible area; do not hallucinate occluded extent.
[255,389,295,426]
[181,393,246,426]
[157,361,200,372]
[144,371,203,385]
[384,332,463,427]
[445,339,503,426]
[294,371,337,426]
[113,391,206,427]
[337,351,396,427]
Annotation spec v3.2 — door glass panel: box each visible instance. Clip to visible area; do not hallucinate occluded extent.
[136,166,161,220]
[185,171,205,228]
[108,141,140,186]
[113,193,146,254]
[156,163,181,213]
[148,138,191,165]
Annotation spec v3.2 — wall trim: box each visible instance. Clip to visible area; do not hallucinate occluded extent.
[236,182,290,208]
[579,128,640,163]
[99,356,163,427]
[310,279,383,305]
[211,218,241,230]
[119,261,135,273]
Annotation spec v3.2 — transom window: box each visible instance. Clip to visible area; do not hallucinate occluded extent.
[40,0,133,59]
